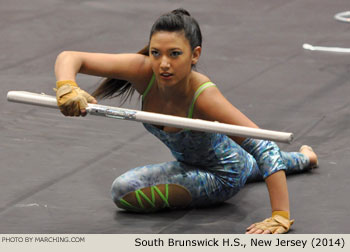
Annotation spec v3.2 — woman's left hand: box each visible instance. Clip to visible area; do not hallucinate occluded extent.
[245,214,294,234]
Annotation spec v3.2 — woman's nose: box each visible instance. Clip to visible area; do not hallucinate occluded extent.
[160,56,170,69]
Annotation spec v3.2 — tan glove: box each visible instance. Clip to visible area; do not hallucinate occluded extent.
[55,80,96,116]
[247,211,294,234]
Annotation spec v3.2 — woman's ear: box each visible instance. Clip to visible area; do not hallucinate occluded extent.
[191,46,201,65]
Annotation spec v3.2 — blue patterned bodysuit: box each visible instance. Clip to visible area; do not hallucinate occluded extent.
[111,79,310,208]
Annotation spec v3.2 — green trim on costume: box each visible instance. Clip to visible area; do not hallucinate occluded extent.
[137,189,156,208]
[120,184,170,210]
[119,198,138,209]
[135,190,144,208]
[188,82,216,118]
[142,75,215,120]
[142,74,156,102]
[153,184,169,207]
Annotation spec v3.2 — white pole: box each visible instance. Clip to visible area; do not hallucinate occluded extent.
[303,43,350,53]
[7,91,294,143]
[334,11,350,23]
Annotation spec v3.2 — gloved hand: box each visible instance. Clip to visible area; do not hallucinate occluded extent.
[246,211,294,234]
[55,80,97,116]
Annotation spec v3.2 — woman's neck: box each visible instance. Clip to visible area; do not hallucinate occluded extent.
[157,73,193,102]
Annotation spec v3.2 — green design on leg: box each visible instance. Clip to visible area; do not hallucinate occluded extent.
[153,184,169,207]
[119,198,139,210]
[137,189,156,208]
[119,184,170,210]
[135,190,145,208]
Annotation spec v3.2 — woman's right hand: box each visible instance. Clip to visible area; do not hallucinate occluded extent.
[55,80,97,117]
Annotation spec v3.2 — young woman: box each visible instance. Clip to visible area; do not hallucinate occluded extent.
[54,8,318,234]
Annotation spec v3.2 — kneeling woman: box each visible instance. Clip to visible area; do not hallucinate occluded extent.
[54,8,318,234]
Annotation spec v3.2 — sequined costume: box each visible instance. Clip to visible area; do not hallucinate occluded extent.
[111,76,310,209]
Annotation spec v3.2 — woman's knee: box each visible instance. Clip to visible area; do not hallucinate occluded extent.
[111,175,138,203]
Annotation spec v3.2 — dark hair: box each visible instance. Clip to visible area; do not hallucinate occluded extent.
[91,45,149,103]
[92,8,202,103]
[150,8,202,51]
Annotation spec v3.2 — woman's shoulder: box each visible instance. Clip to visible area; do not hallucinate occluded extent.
[123,54,153,94]
[191,72,227,118]
[191,71,212,87]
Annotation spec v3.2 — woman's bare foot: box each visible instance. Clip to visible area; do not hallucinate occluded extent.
[299,145,318,168]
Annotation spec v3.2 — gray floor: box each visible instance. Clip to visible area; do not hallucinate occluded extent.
[1,0,349,234]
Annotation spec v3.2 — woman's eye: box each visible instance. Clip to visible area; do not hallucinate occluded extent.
[151,50,160,57]
[170,51,182,57]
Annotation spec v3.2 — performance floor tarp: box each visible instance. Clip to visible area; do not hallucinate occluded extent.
[0,0,349,233]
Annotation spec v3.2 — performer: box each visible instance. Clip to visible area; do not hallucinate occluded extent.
[54,8,318,234]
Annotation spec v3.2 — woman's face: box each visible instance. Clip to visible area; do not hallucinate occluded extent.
[149,31,200,87]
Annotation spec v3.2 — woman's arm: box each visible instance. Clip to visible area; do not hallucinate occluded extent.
[55,51,153,94]
[194,85,259,144]
[54,51,153,116]
[245,170,290,234]
[265,171,290,215]
[195,85,292,234]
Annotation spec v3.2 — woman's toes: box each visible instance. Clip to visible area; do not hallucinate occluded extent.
[300,145,318,168]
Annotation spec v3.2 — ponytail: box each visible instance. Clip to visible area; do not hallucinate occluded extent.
[91,45,149,103]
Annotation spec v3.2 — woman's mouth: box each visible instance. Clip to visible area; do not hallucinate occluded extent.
[160,72,173,80]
